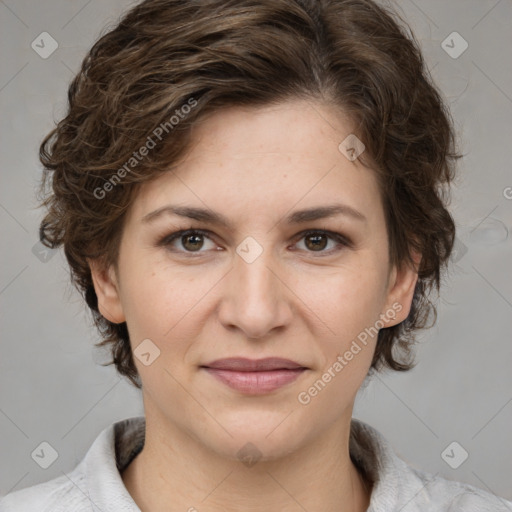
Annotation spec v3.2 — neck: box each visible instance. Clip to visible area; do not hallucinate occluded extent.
[122,411,372,512]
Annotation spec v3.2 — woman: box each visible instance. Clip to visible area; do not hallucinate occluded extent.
[1,0,510,510]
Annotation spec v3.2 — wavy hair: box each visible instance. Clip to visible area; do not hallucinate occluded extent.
[37,0,462,388]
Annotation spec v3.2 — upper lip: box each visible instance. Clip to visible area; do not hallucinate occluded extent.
[201,357,307,371]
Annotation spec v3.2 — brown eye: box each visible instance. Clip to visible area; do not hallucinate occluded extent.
[181,233,205,251]
[160,229,217,253]
[294,230,351,255]
[304,233,328,251]
[159,228,351,257]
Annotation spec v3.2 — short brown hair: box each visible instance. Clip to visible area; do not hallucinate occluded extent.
[37,0,462,388]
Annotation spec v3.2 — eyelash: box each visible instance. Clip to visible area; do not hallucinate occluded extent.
[157,228,352,257]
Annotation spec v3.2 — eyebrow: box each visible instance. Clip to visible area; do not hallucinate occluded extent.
[141,203,367,228]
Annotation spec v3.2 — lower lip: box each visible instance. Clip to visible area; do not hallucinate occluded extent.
[202,368,306,394]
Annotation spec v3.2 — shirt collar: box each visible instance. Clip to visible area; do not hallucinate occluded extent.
[83,415,411,511]
[84,416,144,511]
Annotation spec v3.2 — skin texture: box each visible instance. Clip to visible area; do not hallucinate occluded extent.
[89,99,419,512]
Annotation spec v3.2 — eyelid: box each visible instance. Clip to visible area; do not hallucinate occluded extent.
[157,227,353,255]
[158,228,219,254]
[290,229,353,254]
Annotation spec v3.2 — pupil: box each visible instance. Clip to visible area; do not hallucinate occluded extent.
[183,234,203,251]
[306,234,327,251]
[180,234,328,252]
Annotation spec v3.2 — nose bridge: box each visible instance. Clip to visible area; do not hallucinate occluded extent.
[236,247,276,300]
[219,239,291,338]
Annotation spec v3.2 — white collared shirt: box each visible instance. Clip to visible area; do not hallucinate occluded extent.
[1,416,510,511]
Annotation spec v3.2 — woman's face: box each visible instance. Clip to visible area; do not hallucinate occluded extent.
[90,98,418,460]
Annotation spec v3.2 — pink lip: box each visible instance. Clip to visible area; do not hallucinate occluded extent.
[200,357,308,394]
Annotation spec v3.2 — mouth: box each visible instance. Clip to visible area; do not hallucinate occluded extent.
[200,357,308,394]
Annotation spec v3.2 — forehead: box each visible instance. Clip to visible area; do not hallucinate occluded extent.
[126,99,383,229]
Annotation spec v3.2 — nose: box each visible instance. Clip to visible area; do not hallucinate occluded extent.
[217,247,293,340]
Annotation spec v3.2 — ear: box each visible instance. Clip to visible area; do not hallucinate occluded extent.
[87,258,126,324]
[380,249,421,328]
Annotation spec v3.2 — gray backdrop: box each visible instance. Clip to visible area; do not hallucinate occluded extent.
[1,0,511,502]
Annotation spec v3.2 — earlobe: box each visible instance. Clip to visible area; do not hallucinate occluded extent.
[381,249,421,328]
[87,258,126,324]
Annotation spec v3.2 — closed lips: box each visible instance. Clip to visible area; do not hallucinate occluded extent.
[201,357,307,371]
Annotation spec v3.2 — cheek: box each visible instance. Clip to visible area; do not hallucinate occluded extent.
[294,267,384,412]
[115,263,174,346]
[302,259,388,341]
[119,260,220,361]
[296,260,388,396]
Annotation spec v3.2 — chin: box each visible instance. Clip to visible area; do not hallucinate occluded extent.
[198,417,310,463]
